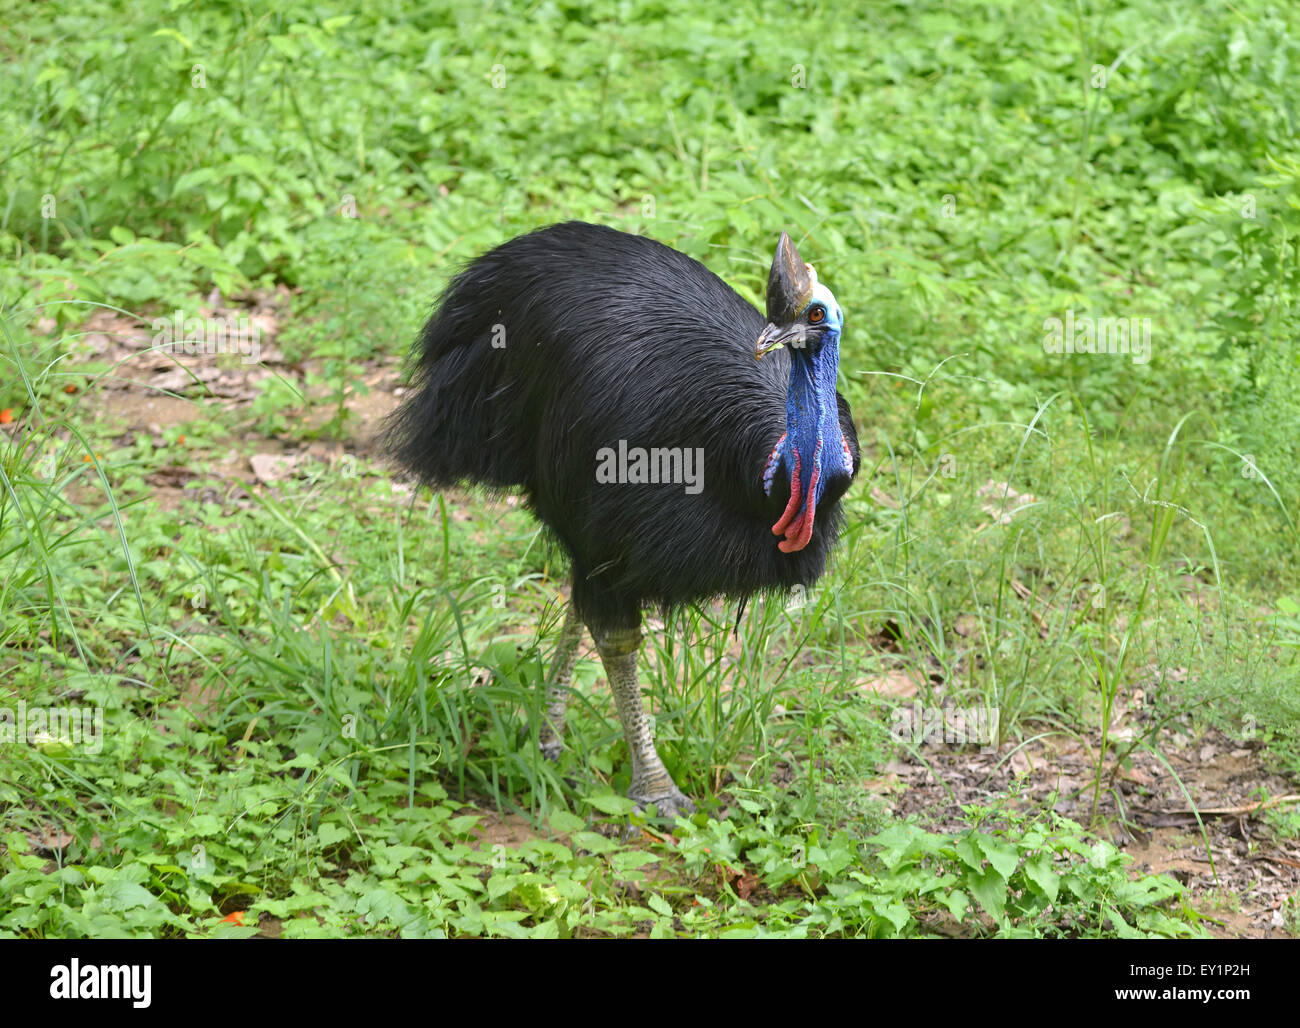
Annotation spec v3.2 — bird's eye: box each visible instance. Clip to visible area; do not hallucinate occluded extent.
[808,305,826,324]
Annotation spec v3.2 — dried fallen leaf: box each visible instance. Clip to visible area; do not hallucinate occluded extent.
[1121,766,1154,787]
[250,452,301,483]
[146,466,197,489]
[26,826,74,855]
[974,480,1039,528]
[857,670,919,698]
[860,773,902,793]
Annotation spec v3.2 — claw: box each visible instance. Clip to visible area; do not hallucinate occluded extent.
[633,790,696,817]
[627,787,696,834]
[539,739,564,763]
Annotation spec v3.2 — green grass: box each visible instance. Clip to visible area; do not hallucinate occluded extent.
[1,0,1298,937]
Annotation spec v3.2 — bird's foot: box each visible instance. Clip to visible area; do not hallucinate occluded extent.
[629,785,696,820]
[621,788,695,841]
[539,738,564,763]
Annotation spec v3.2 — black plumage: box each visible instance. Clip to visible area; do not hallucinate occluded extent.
[385,221,859,813]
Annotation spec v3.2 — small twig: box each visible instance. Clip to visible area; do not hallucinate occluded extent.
[234,717,258,761]
[1009,577,1050,633]
[1170,794,1300,817]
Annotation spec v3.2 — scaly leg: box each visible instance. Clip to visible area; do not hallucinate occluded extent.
[592,623,695,817]
[538,605,583,761]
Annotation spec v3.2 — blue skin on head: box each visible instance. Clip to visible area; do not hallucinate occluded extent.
[761,281,852,553]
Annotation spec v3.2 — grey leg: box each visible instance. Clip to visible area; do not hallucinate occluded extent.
[538,605,583,761]
[592,623,695,817]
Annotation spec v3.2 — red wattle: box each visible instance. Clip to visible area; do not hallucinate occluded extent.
[771,448,802,536]
[778,468,819,553]
[776,433,823,553]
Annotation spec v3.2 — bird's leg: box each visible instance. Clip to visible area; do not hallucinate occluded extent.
[592,624,696,818]
[538,605,583,761]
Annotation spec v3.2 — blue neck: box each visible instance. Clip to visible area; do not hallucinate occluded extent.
[763,329,849,552]
[786,333,844,505]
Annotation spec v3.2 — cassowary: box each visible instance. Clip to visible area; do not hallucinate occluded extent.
[384,222,859,816]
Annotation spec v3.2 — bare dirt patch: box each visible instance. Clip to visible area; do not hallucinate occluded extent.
[878,721,1298,937]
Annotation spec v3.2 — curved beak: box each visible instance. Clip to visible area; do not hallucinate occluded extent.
[755,321,806,360]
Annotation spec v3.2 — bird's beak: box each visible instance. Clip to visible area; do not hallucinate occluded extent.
[754,321,806,360]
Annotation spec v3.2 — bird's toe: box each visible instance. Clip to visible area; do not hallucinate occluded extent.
[629,787,696,820]
[539,738,564,763]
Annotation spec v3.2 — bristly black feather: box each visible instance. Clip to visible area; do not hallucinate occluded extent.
[382,221,860,632]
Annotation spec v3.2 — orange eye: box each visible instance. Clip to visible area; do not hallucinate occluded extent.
[808,306,825,323]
